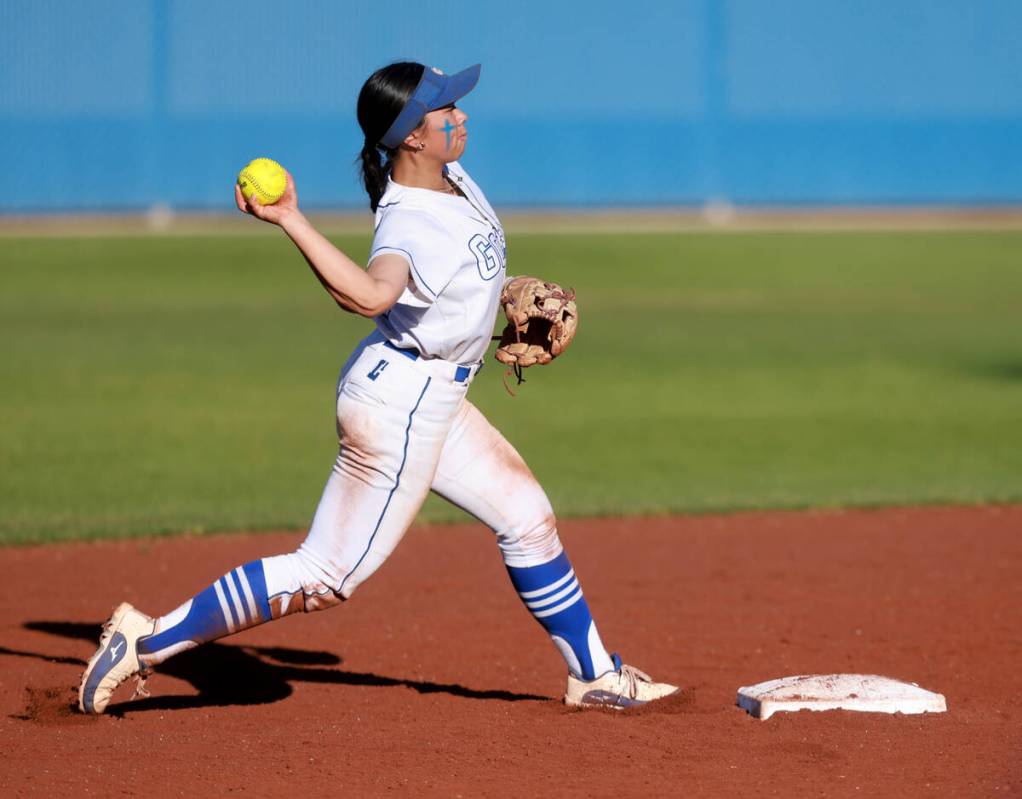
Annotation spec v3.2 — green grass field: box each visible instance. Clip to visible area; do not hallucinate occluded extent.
[2,229,1021,544]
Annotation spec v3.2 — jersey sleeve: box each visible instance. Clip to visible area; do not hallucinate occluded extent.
[369,208,460,302]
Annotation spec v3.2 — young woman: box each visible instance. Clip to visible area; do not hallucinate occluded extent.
[78,62,677,713]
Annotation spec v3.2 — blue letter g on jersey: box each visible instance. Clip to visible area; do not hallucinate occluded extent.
[469,233,504,280]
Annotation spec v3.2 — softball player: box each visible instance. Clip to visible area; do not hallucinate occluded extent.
[78,62,678,713]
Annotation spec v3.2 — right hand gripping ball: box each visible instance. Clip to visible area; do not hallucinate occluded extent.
[237,157,287,205]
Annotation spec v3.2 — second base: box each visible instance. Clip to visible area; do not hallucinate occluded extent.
[737,674,947,720]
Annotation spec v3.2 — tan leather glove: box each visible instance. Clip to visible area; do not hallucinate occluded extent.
[494,276,578,369]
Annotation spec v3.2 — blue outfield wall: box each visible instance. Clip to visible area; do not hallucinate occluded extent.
[2,0,1021,212]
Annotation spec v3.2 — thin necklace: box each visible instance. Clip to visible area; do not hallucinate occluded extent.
[447,173,500,233]
[441,176,462,197]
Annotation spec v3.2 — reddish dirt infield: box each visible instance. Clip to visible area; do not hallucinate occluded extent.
[1,505,1019,797]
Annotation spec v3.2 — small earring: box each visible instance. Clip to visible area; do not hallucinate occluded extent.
[417,142,426,151]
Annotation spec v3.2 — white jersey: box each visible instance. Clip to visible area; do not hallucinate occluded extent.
[369,160,506,364]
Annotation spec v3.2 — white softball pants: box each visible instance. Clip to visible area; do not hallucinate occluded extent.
[261,331,563,616]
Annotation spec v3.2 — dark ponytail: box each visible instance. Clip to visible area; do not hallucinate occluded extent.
[358,143,391,214]
[356,62,425,212]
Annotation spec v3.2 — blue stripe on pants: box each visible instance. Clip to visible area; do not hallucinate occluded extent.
[338,376,431,596]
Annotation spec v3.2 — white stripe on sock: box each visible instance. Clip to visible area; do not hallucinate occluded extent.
[234,567,260,623]
[152,598,191,634]
[550,634,583,678]
[517,568,575,600]
[524,577,580,610]
[213,579,237,634]
[532,586,584,619]
[224,574,248,625]
[587,620,615,676]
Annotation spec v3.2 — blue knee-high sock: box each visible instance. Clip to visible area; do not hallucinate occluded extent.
[506,551,615,680]
[137,560,272,666]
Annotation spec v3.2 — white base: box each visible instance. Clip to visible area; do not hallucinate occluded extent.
[737,674,947,720]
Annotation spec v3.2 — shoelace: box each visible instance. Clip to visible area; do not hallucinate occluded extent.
[619,664,653,697]
[130,672,152,701]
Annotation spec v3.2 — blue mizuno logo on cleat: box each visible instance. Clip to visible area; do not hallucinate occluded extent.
[81,631,129,713]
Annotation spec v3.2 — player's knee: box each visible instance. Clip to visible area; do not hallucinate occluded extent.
[499,509,562,566]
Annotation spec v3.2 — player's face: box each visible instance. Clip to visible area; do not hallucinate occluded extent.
[421,104,469,161]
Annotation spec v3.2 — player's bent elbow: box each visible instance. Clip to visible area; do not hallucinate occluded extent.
[332,283,401,317]
[337,299,385,318]
[361,278,404,317]
[356,296,397,318]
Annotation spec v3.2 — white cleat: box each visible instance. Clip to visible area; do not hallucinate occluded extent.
[78,602,155,714]
[564,654,679,709]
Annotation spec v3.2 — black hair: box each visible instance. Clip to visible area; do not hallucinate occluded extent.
[356,62,426,212]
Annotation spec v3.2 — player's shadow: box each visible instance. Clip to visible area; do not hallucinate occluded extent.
[19,620,547,714]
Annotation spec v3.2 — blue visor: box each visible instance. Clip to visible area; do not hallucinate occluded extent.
[378,64,481,149]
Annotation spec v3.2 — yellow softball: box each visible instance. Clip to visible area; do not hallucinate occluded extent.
[237,157,287,205]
